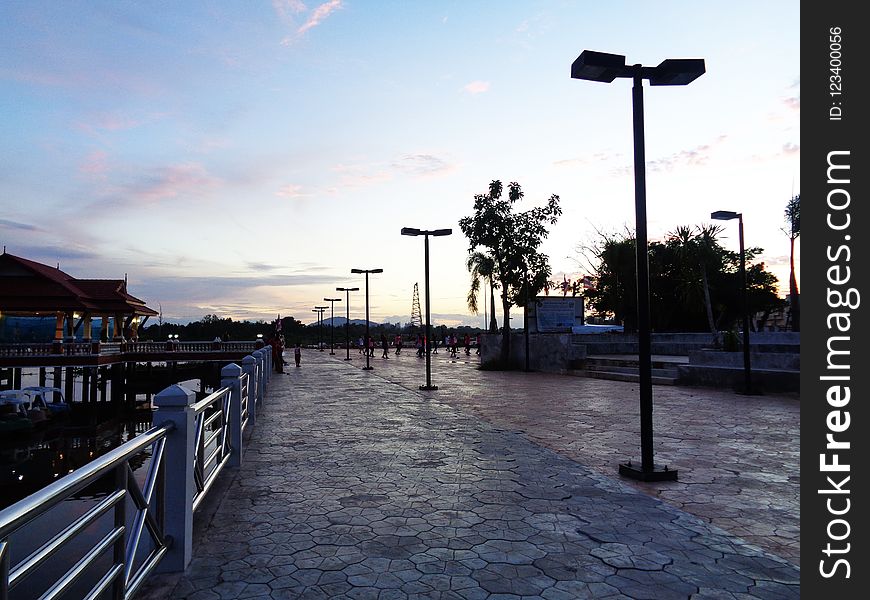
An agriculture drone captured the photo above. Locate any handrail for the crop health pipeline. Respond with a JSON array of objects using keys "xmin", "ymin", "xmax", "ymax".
[
  {"xmin": 0, "ymin": 423, "xmax": 173, "ymax": 600},
  {"xmin": 0, "ymin": 424, "xmax": 173, "ymax": 539}
]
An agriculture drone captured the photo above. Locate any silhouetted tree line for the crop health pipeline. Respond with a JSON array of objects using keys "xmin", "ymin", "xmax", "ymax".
[
  {"xmin": 140, "ymin": 314, "xmax": 486, "ymax": 346},
  {"xmin": 582, "ymin": 225, "xmax": 785, "ymax": 333}
]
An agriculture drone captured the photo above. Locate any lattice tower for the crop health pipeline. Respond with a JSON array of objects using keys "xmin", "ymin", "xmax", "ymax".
[{"xmin": 410, "ymin": 283, "xmax": 423, "ymax": 328}]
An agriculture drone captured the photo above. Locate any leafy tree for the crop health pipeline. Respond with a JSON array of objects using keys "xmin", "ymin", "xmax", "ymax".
[
  {"xmin": 583, "ymin": 225, "xmax": 784, "ymax": 333},
  {"xmin": 783, "ymin": 194, "xmax": 800, "ymax": 331},
  {"xmin": 459, "ymin": 180, "xmax": 561, "ymax": 363}
]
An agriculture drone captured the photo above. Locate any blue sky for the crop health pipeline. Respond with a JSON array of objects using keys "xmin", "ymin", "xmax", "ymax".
[{"xmin": 1, "ymin": 1, "xmax": 799, "ymax": 326}]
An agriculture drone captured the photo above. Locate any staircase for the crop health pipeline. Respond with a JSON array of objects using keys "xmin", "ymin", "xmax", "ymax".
[{"xmin": 572, "ymin": 354, "xmax": 688, "ymax": 385}]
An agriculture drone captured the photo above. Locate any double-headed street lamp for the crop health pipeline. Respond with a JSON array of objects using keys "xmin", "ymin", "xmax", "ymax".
[
  {"xmin": 350, "ymin": 268, "xmax": 382, "ymax": 371},
  {"xmin": 313, "ymin": 306, "xmax": 327, "ymax": 351},
  {"xmin": 336, "ymin": 286, "xmax": 359, "ymax": 361},
  {"xmin": 323, "ymin": 297, "xmax": 342, "ymax": 355},
  {"xmin": 401, "ymin": 227, "xmax": 452, "ymax": 391},
  {"xmin": 712, "ymin": 210, "xmax": 752, "ymax": 395},
  {"xmin": 571, "ymin": 50, "xmax": 705, "ymax": 482}
]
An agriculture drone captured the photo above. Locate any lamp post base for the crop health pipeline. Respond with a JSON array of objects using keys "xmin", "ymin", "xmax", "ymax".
[
  {"xmin": 419, "ymin": 385, "xmax": 438, "ymax": 391},
  {"xmin": 329, "ymin": 351, "xmax": 336, "ymax": 355},
  {"xmin": 344, "ymin": 357, "xmax": 352, "ymax": 361},
  {"xmin": 618, "ymin": 461, "xmax": 678, "ymax": 482},
  {"xmin": 362, "ymin": 366, "xmax": 373, "ymax": 371}
]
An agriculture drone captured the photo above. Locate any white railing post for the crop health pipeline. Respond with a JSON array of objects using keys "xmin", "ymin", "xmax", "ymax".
[
  {"xmin": 152, "ymin": 384, "xmax": 196, "ymax": 573},
  {"xmin": 220, "ymin": 363, "xmax": 244, "ymax": 467},
  {"xmin": 252, "ymin": 349, "xmax": 265, "ymax": 404},
  {"xmin": 241, "ymin": 355, "xmax": 257, "ymax": 425}
]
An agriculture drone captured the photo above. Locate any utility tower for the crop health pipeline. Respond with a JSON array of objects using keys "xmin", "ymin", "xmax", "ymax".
[{"xmin": 410, "ymin": 283, "xmax": 422, "ymax": 329}]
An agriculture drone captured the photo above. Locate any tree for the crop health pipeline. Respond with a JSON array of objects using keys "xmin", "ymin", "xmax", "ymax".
[
  {"xmin": 583, "ymin": 224, "xmax": 783, "ymax": 333},
  {"xmin": 783, "ymin": 194, "xmax": 800, "ymax": 331},
  {"xmin": 466, "ymin": 251, "xmax": 498, "ymax": 333},
  {"xmin": 459, "ymin": 180, "xmax": 561, "ymax": 364}
]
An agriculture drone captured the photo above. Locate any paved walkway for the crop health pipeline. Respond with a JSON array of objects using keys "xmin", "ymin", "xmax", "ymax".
[{"xmin": 141, "ymin": 350, "xmax": 799, "ymax": 599}]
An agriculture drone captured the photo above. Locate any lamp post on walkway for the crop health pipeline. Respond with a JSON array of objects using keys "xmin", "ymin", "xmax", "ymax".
[
  {"xmin": 571, "ymin": 50, "xmax": 705, "ymax": 482},
  {"xmin": 313, "ymin": 306, "xmax": 327, "ymax": 352},
  {"xmin": 351, "ymin": 268, "xmax": 382, "ymax": 370},
  {"xmin": 323, "ymin": 297, "xmax": 342, "ymax": 355},
  {"xmin": 712, "ymin": 210, "xmax": 752, "ymax": 394},
  {"xmin": 336, "ymin": 286, "xmax": 359, "ymax": 361},
  {"xmin": 401, "ymin": 227, "xmax": 452, "ymax": 391}
]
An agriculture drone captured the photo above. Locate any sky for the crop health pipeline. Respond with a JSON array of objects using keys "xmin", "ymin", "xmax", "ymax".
[{"xmin": 0, "ymin": 1, "xmax": 800, "ymax": 327}]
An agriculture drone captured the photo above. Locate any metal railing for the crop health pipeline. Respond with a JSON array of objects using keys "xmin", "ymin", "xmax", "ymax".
[
  {"xmin": 0, "ymin": 423, "xmax": 173, "ymax": 600},
  {"xmin": 191, "ymin": 388, "xmax": 232, "ymax": 512},
  {"xmin": 0, "ymin": 353, "xmax": 270, "ymax": 600},
  {"xmin": 0, "ymin": 340, "xmax": 260, "ymax": 359}
]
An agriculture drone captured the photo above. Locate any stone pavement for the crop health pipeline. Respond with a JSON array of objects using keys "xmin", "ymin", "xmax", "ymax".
[
  {"xmin": 348, "ymin": 348, "xmax": 800, "ymax": 566},
  {"xmin": 140, "ymin": 350, "xmax": 799, "ymax": 599}
]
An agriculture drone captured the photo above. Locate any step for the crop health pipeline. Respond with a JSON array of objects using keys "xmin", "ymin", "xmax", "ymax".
[
  {"xmin": 585, "ymin": 365, "xmax": 678, "ymax": 378},
  {"xmin": 573, "ymin": 369, "xmax": 677, "ymax": 386}
]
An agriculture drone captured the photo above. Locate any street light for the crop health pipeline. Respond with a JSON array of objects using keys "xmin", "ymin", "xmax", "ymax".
[
  {"xmin": 313, "ymin": 306, "xmax": 327, "ymax": 351},
  {"xmin": 336, "ymin": 286, "xmax": 359, "ymax": 361},
  {"xmin": 572, "ymin": 50, "xmax": 705, "ymax": 482},
  {"xmin": 401, "ymin": 227, "xmax": 452, "ymax": 391},
  {"xmin": 323, "ymin": 297, "xmax": 342, "ymax": 355},
  {"xmin": 712, "ymin": 210, "xmax": 752, "ymax": 394},
  {"xmin": 350, "ymin": 268, "xmax": 383, "ymax": 370}
]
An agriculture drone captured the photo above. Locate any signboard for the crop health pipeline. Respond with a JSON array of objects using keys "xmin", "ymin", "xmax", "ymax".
[{"xmin": 533, "ymin": 297, "xmax": 584, "ymax": 332}]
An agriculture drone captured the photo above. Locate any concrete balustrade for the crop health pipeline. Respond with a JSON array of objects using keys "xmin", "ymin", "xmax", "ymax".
[
  {"xmin": 152, "ymin": 384, "xmax": 197, "ymax": 573},
  {"xmin": 221, "ymin": 363, "xmax": 245, "ymax": 468},
  {"xmin": 151, "ymin": 353, "xmax": 269, "ymax": 572}
]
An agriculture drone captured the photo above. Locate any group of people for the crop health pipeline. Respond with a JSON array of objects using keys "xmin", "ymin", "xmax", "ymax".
[
  {"xmin": 356, "ymin": 333, "xmax": 480, "ymax": 358},
  {"xmin": 267, "ymin": 334, "xmax": 302, "ymax": 371}
]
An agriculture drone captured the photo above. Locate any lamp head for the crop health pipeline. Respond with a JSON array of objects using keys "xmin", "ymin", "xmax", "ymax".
[
  {"xmin": 571, "ymin": 50, "xmax": 627, "ymax": 83},
  {"xmin": 711, "ymin": 210, "xmax": 740, "ymax": 221},
  {"xmin": 401, "ymin": 227, "xmax": 421, "ymax": 236},
  {"xmin": 431, "ymin": 228, "xmax": 452, "ymax": 237},
  {"xmin": 649, "ymin": 58, "xmax": 706, "ymax": 86}
]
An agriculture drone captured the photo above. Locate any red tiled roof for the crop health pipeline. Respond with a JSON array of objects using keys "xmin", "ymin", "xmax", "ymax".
[{"xmin": 0, "ymin": 252, "xmax": 158, "ymax": 316}]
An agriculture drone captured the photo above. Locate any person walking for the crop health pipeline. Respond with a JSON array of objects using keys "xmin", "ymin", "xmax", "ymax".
[
  {"xmin": 294, "ymin": 343, "xmax": 302, "ymax": 367},
  {"xmin": 367, "ymin": 336, "xmax": 375, "ymax": 357},
  {"xmin": 432, "ymin": 336, "xmax": 438, "ymax": 354},
  {"xmin": 450, "ymin": 334, "xmax": 458, "ymax": 357},
  {"xmin": 395, "ymin": 334, "xmax": 403, "ymax": 355},
  {"xmin": 381, "ymin": 333, "xmax": 390, "ymax": 359},
  {"xmin": 358, "ymin": 336, "xmax": 364, "ymax": 354},
  {"xmin": 475, "ymin": 333, "xmax": 481, "ymax": 355},
  {"xmin": 415, "ymin": 334, "xmax": 423, "ymax": 358},
  {"xmin": 464, "ymin": 333, "xmax": 471, "ymax": 356}
]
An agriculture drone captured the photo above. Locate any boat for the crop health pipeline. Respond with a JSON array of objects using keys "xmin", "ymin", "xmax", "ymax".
[{"xmin": 21, "ymin": 386, "xmax": 72, "ymax": 415}]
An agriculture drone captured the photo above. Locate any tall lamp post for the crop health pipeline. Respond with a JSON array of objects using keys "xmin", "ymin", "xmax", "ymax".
[
  {"xmin": 313, "ymin": 306, "xmax": 327, "ymax": 351},
  {"xmin": 711, "ymin": 210, "xmax": 752, "ymax": 394},
  {"xmin": 324, "ymin": 297, "xmax": 342, "ymax": 355},
  {"xmin": 351, "ymin": 268, "xmax": 382, "ymax": 370},
  {"xmin": 571, "ymin": 50, "xmax": 705, "ymax": 482},
  {"xmin": 401, "ymin": 227, "xmax": 452, "ymax": 391},
  {"xmin": 336, "ymin": 286, "xmax": 359, "ymax": 361}
]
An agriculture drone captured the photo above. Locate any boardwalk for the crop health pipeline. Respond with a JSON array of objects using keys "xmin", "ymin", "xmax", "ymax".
[{"xmin": 141, "ymin": 350, "xmax": 799, "ymax": 599}]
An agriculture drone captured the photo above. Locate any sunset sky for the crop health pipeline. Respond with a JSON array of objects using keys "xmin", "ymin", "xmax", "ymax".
[{"xmin": 1, "ymin": 1, "xmax": 799, "ymax": 326}]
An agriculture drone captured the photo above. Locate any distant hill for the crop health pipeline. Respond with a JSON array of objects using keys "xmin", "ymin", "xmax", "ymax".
[{"xmin": 307, "ymin": 317, "xmax": 377, "ymax": 327}]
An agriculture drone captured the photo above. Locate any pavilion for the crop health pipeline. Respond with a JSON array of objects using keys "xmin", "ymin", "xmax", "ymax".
[{"xmin": 0, "ymin": 251, "xmax": 158, "ymax": 343}]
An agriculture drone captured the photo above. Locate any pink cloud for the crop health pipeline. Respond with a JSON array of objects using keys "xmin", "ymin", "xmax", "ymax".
[
  {"xmin": 463, "ymin": 81, "xmax": 490, "ymax": 95},
  {"xmin": 276, "ymin": 184, "xmax": 307, "ymax": 198},
  {"xmin": 298, "ymin": 0, "xmax": 343, "ymax": 34},
  {"xmin": 80, "ymin": 150, "xmax": 110, "ymax": 180}
]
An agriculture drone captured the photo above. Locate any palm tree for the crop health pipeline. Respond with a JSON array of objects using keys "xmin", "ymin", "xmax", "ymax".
[
  {"xmin": 784, "ymin": 194, "xmax": 800, "ymax": 331},
  {"xmin": 466, "ymin": 251, "xmax": 498, "ymax": 332},
  {"xmin": 667, "ymin": 224, "xmax": 722, "ymax": 335}
]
